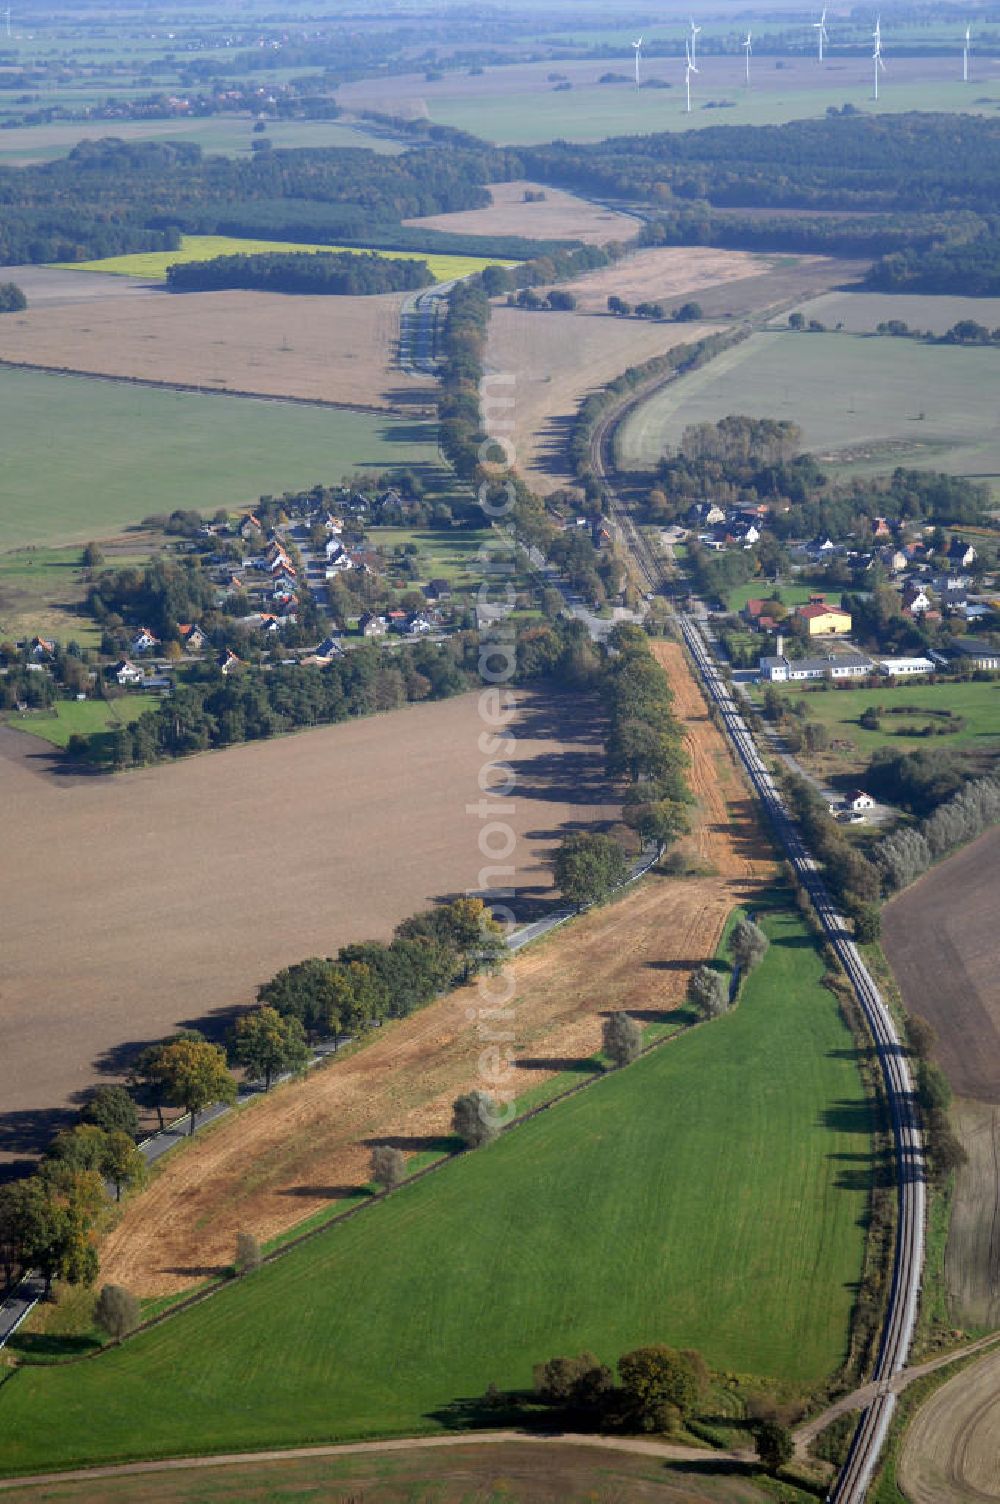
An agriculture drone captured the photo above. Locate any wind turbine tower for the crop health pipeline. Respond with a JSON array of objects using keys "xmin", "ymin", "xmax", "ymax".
[
  {"xmin": 813, "ymin": 7, "xmax": 828, "ymax": 62},
  {"xmin": 632, "ymin": 35, "xmax": 643, "ymax": 89},
  {"xmin": 963, "ymin": 23, "xmax": 971, "ymax": 82},
  {"xmin": 684, "ymin": 39, "xmax": 698, "ymax": 113},
  {"xmin": 3, "ymin": 8, "xmax": 10, "ymax": 39},
  {"xmin": 688, "ymin": 17, "xmax": 701, "ymax": 68},
  {"xmin": 743, "ymin": 30, "xmax": 752, "ymax": 85},
  {"xmin": 872, "ymin": 16, "xmax": 885, "ymax": 101}
]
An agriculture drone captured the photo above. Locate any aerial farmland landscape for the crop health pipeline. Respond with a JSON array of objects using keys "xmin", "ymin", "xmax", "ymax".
[{"xmin": 0, "ymin": 1, "xmax": 998, "ymax": 1502}]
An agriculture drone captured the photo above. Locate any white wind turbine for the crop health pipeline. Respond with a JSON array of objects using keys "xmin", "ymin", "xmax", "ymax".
[
  {"xmin": 684, "ymin": 37, "xmax": 698, "ymax": 113},
  {"xmin": 872, "ymin": 15, "xmax": 885, "ymax": 101},
  {"xmin": 962, "ymin": 23, "xmax": 971, "ymax": 82},
  {"xmin": 743, "ymin": 30, "xmax": 752, "ymax": 85},
  {"xmin": 633, "ymin": 35, "xmax": 643, "ymax": 89},
  {"xmin": 688, "ymin": 17, "xmax": 701, "ymax": 68},
  {"xmin": 813, "ymin": 7, "xmax": 828, "ymax": 62}
]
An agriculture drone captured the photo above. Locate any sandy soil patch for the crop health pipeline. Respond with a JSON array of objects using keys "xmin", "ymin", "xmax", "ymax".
[
  {"xmin": 404, "ymin": 180, "xmax": 638, "ymax": 246},
  {"xmin": 0, "ymin": 289, "xmax": 434, "ymax": 410},
  {"xmin": 882, "ymin": 827, "xmax": 1000, "ymax": 1103},
  {"xmin": 97, "ymin": 640, "xmax": 773, "ymax": 1297},
  {"xmin": 0, "ymin": 689, "xmax": 617, "ymax": 1164},
  {"xmin": 899, "ymin": 1344, "xmax": 1000, "ymax": 1504},
  {"xmin": 485, "ymin": 306, "xmax": 720, "ymax": 492},
  {"xmin": 548, "ymin": 246, "xmax": 774, "ymax": 314}
]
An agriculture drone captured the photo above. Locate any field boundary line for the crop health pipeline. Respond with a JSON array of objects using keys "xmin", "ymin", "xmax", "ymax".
[
  {"xmin": 0, "ymin": 359, "xmax": 421, "ymax": 417},
  {"xmin": 0, "ymin": 1427, "xmax": 750, "ymax": 1491}
]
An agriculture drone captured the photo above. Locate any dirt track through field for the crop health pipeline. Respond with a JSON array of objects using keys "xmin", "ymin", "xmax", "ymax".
[
  {"xmin": 899, "ymin": 1345, "xmax": 1000, "ymax": 1503},
  {"xmin": 97, "ymin": 641, "xmax": 773, "ymax": 1297},
  {"xmin": 0, "ymin": 690, "xmax": 616, "ymax": 1166}
]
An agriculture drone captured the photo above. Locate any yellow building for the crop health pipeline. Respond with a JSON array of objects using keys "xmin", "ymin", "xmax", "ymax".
[{"xmin": 798, "ymin": 602, "xmax": 852, "ymax": 636}]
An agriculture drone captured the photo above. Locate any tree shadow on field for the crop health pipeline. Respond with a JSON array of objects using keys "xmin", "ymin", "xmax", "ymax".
[
  {"xmin": 644, "ymin": 957, "xmax": 702, "ymax": 973},
  {"xmin": 426, "ymin": 1391, "xmax": 542, "ymax": 1433},
  {"xmin": 363, "ymin": 1133, "xmax": 459, "ymax": 1156},
  {"xmin": 278, "ymin": 1185, "xmax": 369, "ymax": 1202},
  {"xmin": 515, "ymin": 1055, "xmax": 598, "ymax": 1075},
  {"xmin": 0, "ymin": 1107, "xmax": 76, "ymax": 1171},
  {"xmin": 819, "ymin": 1100, "xmax": 875, "ymax": 1135},
  {"xmin": 162, "ymin": 1263, "xmax": 228, "ymax": 1280},
  {"xmin": 828, "ymin": 1149, "xmax": 896, "ymax": 1193}
]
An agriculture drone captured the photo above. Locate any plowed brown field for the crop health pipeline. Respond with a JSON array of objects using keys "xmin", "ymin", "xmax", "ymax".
[
  {"xmin": 0, "ymin": 289, "xmax": 433, "ymax": 410},
  {"xmin": 0, "ymin": 689, "xmax": 616, "ymax": 1163},
  {"xmin": 98, "ymin": 639, "xmax": 774, "ymax": 1297},
  {"xmin": 899, "ymin": 1345, "xmax": 1000, "ymax": 1504}
]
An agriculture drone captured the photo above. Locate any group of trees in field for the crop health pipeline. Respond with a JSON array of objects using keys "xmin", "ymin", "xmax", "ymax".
[
  {"xmin": 259, "ymin": 898, "xmax": 505, "ymax": 1044},
  {"xmin": 166, "ymin": 249, "xmax": 434, "ymax": 296},
  {"xmin": 873, "ymin": 773, "xmax": 1000, "ymax": 895},
  {"xmin": 105, "ymin": 637, "xmax": 478, "ymax": 769},
  {"xmin": 688, "ymin": 916, "xmax": 768, "ymax": 1020},
  {"xmin": 521, "ymin": 1341, "xmax": 793, "ymax": 1469},
  {"xmin": 607, "ymin": 295, "xmax": 702, "ymax": 322},
  {"xmin": 906, "ymin": 1015, "xmax": 967, "ymax": 1181},
  {"xmin": 605, "ymin": 623, "xmax": 692, "ymax": 852},
  {"xmin": 0, "ymin": 1084, "xmax": 148, "ymax": 1298}
]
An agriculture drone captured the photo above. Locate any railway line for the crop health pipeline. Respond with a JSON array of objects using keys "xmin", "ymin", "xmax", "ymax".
[{"xmin": 592, "ymin": 405, "xmax": 926, "ymax": 1500}]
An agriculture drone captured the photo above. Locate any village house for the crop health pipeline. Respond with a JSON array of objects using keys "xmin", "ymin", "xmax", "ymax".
[
  {"xmin": 131, "ymin": 626, "xmax": 159, "ymax": 654},
  {"xmin": 848, "ymin": 791, "xmax": 876, "ymax": 812},
  {"xmin": 28, "ymin": 637, "xmax": 56, "ymax": 662},
  {"xmin": 742, "ymin": 599, "xmax": 782, "ymax": 632},
  {"xmin": 901, "ymin": 583, "xmax": 933, "ymax": 616},
  {"xmin": 359, "ymin": 611, "xmax": 388, "ymax": 639},
  {"xmin": 950, "ymin": 638, "xmax": 1000, "ymax": 671},
  {"xmin": 111, "ymin": 657, "xmax": 144, "ymax": 686},
  {"xmin": 177, "ymin": 623, "xmax": 207, "ymax": 652},
  {"xmin": 218, "ymin": 649, "xmax": 241, "ymax": 677},
  {"xmin": 949, "ymin": 538, "xmax": 976, "ymax": 569}
]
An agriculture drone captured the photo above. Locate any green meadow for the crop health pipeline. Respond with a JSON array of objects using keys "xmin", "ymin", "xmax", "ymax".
[
  {"xmin": 618, "ymin": 331, "xmax": 1000, "ymax": 496},
  {"xmin": 0, "ymin": 904, "xmax": 872, "ymax": 1474},
  {"xmin": 757, "ymin": 678, "xmax": 1000, "ymax": 754},
  {"xmin": 0, "ymin": 369, "xmax": 440, "ymax": 551}
]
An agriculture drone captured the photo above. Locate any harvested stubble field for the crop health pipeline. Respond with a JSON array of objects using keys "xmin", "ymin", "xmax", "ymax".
[
  {"xmin": 898, "ymin": 1345, "xmax": 1000, "ymax": 1504},
  {"xmin": 547, "ymin": 246, "xmax": 773, "ymax": 315},
  {"xmin": 0, "ymin": 1440, "xmax": 775, "ymax": 1504},
  {"xmin": 0, "ymin": 689, "xmax": 619, "ymax": 1166},
  {"xmin": 96, "ymin": 639, "xmax": 774, "ymax": 1298},
  {"xmin": 404, "ymin": 179, "xmax": 639, "ymax": 246},
  {"xmin": 0, "ymin": 287, "xmax": 434, "ymax": 410},
  {"xmin": 485, "ymin": 306, "xmax": 720, "ymax": 493}
]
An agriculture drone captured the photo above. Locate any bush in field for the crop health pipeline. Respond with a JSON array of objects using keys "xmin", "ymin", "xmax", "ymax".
[
  {"xmin": 94, "ymin": 1284, "xmax": 140, "ymax": 1342},
  {"xmin": 602, "ymin": 1012, "xmax": 643, "ymax": 1067},
  {"xmin": 452, "ymin": 1090, "xmax": 501, "ymax": 1149},
  {"xmin": 370, "ymin": 1144, "xmax": 407, "ymax": 1190},
  {"xmin": 688, "ymin": 965, "xmax": 728, "ymax": 1019},
  {"xmin": 728, "ymin": 918, "xmax": 769, "ymax": 974}
]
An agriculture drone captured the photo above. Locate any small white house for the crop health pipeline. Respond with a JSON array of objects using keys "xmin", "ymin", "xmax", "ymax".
[
  {"xmin": 848, "ymin": 791, "xmax": 876, "ymax": 812},
  {"xmin": 131, "ymin": 627, "xmax": 159, "ymax": 654},
  {"xmin": 113, "ymin": 658, "xmax": 144, "ymax": 686}
]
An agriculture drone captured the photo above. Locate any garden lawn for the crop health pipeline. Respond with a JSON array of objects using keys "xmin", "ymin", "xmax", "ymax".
[
  {"xmin": 0, "ymin": 369, "xmax": 440, "ymax": 551},
  {"xmin": 369, "ymin": 526, "xmax": 513, "ymax": 589},
  {"xmin": 5, "ymin": 697, "xmax": 149, "ymax": 749},
  {"xmin": 723, "ymin": 580, "xmax": 820, "ymax": 613},
  {"xmin": 0, "ymin": 905, "xmax": 872, "ymax": 1475},
  {"xmin": 761, "ymin": 679, "xmax": 1000, "ymax": 754},
  {"xmin": 54, "ymin": 234, "xmax": 509, "ymax": 285}
]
